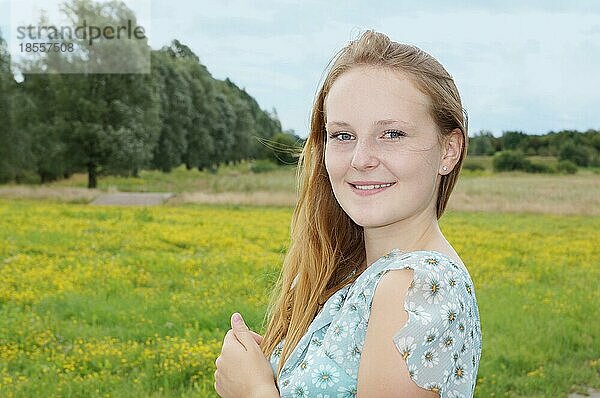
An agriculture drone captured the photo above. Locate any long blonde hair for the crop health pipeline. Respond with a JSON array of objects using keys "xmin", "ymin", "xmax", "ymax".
[{"xmin": 259, "ymin": 29, "xmax": 469, "ymax": 381}]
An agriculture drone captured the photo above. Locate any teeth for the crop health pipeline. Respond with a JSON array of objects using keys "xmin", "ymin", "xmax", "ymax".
[{"xmin": 353, "ymin": 183, "xmax": 394, "ymax": 190}]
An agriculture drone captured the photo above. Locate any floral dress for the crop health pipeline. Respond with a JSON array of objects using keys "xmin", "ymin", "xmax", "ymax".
[{"xmin": 269, "ymin": 249, "xmax": 482, "ymax": 398}]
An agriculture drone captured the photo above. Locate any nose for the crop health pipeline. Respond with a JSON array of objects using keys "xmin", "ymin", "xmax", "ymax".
[{"xmin": 350, "ymin": 139, "xmax": 379, "ymax": 171}]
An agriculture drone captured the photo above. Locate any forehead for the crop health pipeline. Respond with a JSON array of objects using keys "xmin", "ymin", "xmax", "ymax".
[{"xmin": 324, "ymin": 66, "xmax": 432, "ymax": 126}]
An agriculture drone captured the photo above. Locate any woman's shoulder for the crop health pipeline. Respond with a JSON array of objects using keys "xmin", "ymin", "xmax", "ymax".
[
  {"xmin": 356, "ymin": 248, "xmax": 480, "ymax": 329},
  {"xmin": 363, "ymin": 248, "xmax": 470, "ymax": 282}
]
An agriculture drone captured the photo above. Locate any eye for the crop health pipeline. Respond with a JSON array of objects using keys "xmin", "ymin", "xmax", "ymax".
[
  {"xmin": 382, "ymin": 129, "xmax": 406, "ymax": 139},
  {"xmin": 328, "ymin": 132, "xmax": 353, "ymax": 141}
]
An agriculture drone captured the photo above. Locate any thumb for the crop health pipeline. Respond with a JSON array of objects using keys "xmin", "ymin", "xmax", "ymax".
[
  {"xmin": 231, "ymin": 313, "xmax": 253, "ymax": 349},
  {"xmin": 250, "ymin": 330, "xmax": 263, "ymax": 345}
]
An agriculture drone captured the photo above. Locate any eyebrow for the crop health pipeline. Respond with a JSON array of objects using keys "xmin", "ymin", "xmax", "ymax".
[{"xmin": 325, "ymin": 119, "xmax": 414, "ymax": 129}]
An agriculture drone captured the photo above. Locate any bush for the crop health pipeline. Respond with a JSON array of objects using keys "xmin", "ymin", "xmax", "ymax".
[
  {"xmin": 492, "ymin": 150, "xmax": 529, "ymax": 172},
  {"xmin": 492, "ymin": 150, "xmax": 558, "ymax": 174},
  {"xmin": 249, "ymin": 159, "xmax": 278, "ymax": 173},
  {"xmin": 558, "ymin": 142, "xmax": 591, "ymax": 167},
  {"xmin": 463, "ymin": 160, "xmax": 485, "ymax": 171},
  {"xmin": 523, "ymin": 162, "xmax": 553, "ymax": 173},
  {"xmin": 556, "ymin": 160, "xmax": 578, "ymax": 174}
]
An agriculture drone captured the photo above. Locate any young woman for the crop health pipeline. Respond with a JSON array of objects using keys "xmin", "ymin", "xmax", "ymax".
[{"xmin": 214, "ymin": 29, "xmax": 482, "ymax": 398}]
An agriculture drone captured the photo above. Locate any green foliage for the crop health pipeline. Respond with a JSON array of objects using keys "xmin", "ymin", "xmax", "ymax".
[
  {"xmin": 13, "ymin": 1, "xmax": 161, "ymax": 187},
  {"xmin": 493, "ymin": 150, "xmax": 559, "ymax": 174},
  {"xmin": 150, "ymin": 48, "xmax": 194, "ymax": 172},
  {"xmin": 463, "ymin": 159, "xmax": 486, "ymax": 171},
  {"xmin": 501, "ymin": 131, "xmax": 528, "ymax": 151},
  {"xmin": 249, "ymin": 159, "xmax": 278, "ymax": 173},
  {"xmin": 264, "ymin": 131, "xmax": 303, "ymax": 165},
  {"xmin": 0, "ymin": 30, "xmax": 23, "ymax": 183},
  {"xmin": 558, "ymin": 142, "xmax": 592, "ymax": 167},
  {"xmin": 470, "ymin": 130, "xmax": 497, "ymax": 155},
  {"xmin": 556, "ymin": 160, "xmax": 578, "ymax": 174},
  {"xmin": 493, "ymin": 150, "xmax": 530, "ymax": 172},
  {"xmin": 470, "ymin": 130, "xmax": 600, "ymax": 166},
  {"xmin": 523, "ymin": 161, "xmax": 553, "ymax": 174},
  {"xmin": 1, "ymin": 2, "xmax": 285, "ymax": 187}
]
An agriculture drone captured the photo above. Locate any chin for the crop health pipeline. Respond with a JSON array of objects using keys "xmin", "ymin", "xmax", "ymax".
[{"xmin": 344, "ymin": 207, "xmax": 389, "ymax": 228}]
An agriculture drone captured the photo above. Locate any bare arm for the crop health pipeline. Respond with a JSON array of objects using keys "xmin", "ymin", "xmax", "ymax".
[{"xmin": 356, "ymin": 268, "xmax": 440, "ymax": 397}]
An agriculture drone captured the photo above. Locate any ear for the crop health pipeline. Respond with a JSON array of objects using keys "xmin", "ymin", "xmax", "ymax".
[{"xmin": 439, "ymin": 128, "xmax": 463, "ymax": 175}]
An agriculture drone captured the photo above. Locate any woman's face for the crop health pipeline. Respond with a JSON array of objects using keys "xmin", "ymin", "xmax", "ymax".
[{"xmin": 324, "ymin": 65, "xmax": 444, "ymax": 227}]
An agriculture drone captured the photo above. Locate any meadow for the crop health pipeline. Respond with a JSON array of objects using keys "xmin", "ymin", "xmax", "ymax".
[
  {"xmin": 0, "ymin": 164, "xmax": 599, "ymax": 397},
  {"xmin": 1, "ymin": 158, "xmax": 599, "ymax": 215}
]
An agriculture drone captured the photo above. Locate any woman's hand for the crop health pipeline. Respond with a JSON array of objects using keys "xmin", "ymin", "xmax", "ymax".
[{"xmin": 214, "ymin": 313, "xmax": 279, "ymax": 398}]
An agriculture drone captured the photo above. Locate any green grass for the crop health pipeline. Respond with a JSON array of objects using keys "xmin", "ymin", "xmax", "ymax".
[
  {"xmin": 46, "ymin": 161, "xmax": 298, "ymax": 193},
  {"xmin": 0, "ymin": 199, "xmax": 598, "ymax": 397}
]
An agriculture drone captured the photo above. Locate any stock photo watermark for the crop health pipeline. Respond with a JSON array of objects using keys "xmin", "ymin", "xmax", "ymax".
[{"xmin": 8, "ymin": 0, "xmax": 151, "ymax": 74}]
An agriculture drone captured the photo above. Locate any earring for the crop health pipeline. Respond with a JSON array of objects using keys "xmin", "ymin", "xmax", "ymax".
[{"xmin": 442, "ymin": 166, "xmax": 448, "ymax": 171}]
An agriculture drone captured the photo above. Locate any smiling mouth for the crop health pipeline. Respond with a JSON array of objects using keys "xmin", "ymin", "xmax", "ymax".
[{"xmin": 348, "ymin": 182, "xmax": 396, "ymax": 191}]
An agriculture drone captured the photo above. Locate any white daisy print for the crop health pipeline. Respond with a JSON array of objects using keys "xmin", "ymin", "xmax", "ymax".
[
  {"xmin": 311, "ymin": 363, "xmax": 339, "ymax": 389},
  {"xmin": 329, "ymin": 294, "xmax": 345, "ymax": 314},
  {"xmin": 356, "ymin": 290, "xmax": 367, "ymax": 303},
  {"xmin": 422, "ymin": 274, "xmax": 445, "ymax": 304},
  {"xmin": 345, "ymin": 344, "xmax": 361, "ymax": 362},
  {"xmin": 443, "ymin": 269, "xmax": 458, "ymax": 288},
  {"xmin": 273, "ymin": 343, "xmax": 283, "ymax": 358},
  {"xmin": 447, "ymin": 389, "xmax": 467, "ymax": 398},
  {"xmin": 290, "ymin": 380, "xmax": 309, "ymax": 397},
  {"xmin": 422, "ymin": 381, "xmax": 442, "ymax": 394},
  {"xmin": 337, "ymin": 384, "xmax": 357, "ymax": 398},
  {"xmin": 421, "ymin": 349, "xmax": 440, "ymax": 368},
  {"xmin": 361, "ymin": 286, "xmax": 373, "ymax": 299},
  {"xmin": 451, "ymin": 360, "xmax": 468, "ymax": 385},
  {"xmin": 298, "ymin": 359, "xmax": 309, "ymax": 373},
  {"xmin": 440, "ymin": 302, "xmax": 460, "ymax": 326},
  {"xmin": 406, "ymin": 301, "xmax": 432, "ymax": 325},
  {"xmin": 394, "ymin": 335, "xmax": 417, "ymax": 360},
  {"xmin": 422, "ymin": 256, "xmax": 441, "ymax": 270},
  {"xmin": 457, "ymin": 321, "xmax": 467, "ymax": 337},
  {"xmin": 315, "ymin": 345, "xmax": 327, "ymax": 359},
  {"xmin": 439, "ymin": 328, "xmax": 455, "ymax": 352},
  {"xmin": 322, "ymin": 341, "xmax": 344, "ymax": 364},
  {"xmin": 407, "ymin": 363, "xmax": 419, "ymax": 380},
  {"xmin": 460, "ymin": 338, "xmax": 470, "ymax": 355},
  {"xmin": 423, "ymin": 327, "xmax": 439, "ymax": 345},
  {"xmin": 329, "ymin": 320, "xmax": 349, "ymax": 342}
]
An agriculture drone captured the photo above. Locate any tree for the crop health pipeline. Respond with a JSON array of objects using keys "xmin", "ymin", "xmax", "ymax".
[
  {"xmin": 558, "ymin": 142, "xmax": 591, "ymax": 167},
  {"xmin": 470, "ymin": 130, "xmax": 495, "ymax": 156},
  {"xmin": 492, "ymin": 150, "xmax": 529, "ymax": 172},
  {"xmin": 18, "ymin": 0, "xmax": 160, "ymax": 188},
  {"xmin": 150, "ymin": 49, "xmax": 192, "ymax": 172},
  {"xmin": 0, "ymin": 30, "xmax": 17, "ymax": 182},
  {"xmin": 501, "ymin": 131, "xmax": 528, "ymax": 151}
]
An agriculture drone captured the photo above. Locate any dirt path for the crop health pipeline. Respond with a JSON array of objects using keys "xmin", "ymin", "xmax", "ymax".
[
  {"xmin": 90, "ymin": 192, "xmax": 174, "ymax": 206},
  {"xmin": 569, "ymin": 388, "xmax": 600, "ymax": 398}
]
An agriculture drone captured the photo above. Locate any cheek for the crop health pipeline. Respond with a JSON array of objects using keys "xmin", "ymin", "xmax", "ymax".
[{"xmin": 324, "ymin": 147, "xmax": 345, "ymax": 177}]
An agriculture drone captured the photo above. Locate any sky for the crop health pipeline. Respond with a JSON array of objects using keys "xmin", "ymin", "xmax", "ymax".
[{"xmin": 2, "ymin": 0, "xmax": 600, "ymax": 138}]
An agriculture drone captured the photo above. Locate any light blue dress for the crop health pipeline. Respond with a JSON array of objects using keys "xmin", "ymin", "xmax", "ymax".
[{"xmin": 269, "ymin": 249, "xmax": 482, "ymax": 398}]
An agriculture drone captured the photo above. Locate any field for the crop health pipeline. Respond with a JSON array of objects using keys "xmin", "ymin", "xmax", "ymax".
[
  {"xmin": 1, "ymin": 165, "xmax": 599, "ymax": 397},
  {"xmin": 1, "ymin": 159, "xmax": 599, "ymax": 215}
]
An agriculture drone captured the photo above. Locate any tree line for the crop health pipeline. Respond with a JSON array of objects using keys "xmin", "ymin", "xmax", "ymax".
[
  {"xmin": 469, "ymin": 130, "xmax": 600, "ymax": 168},
  {"xmin": 0, "ymin": 0, "xmax": 301, "ymax": 188},
  {"xmin": 1, "ymin": 1, "xmax": 597, "ymax": 188}
]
